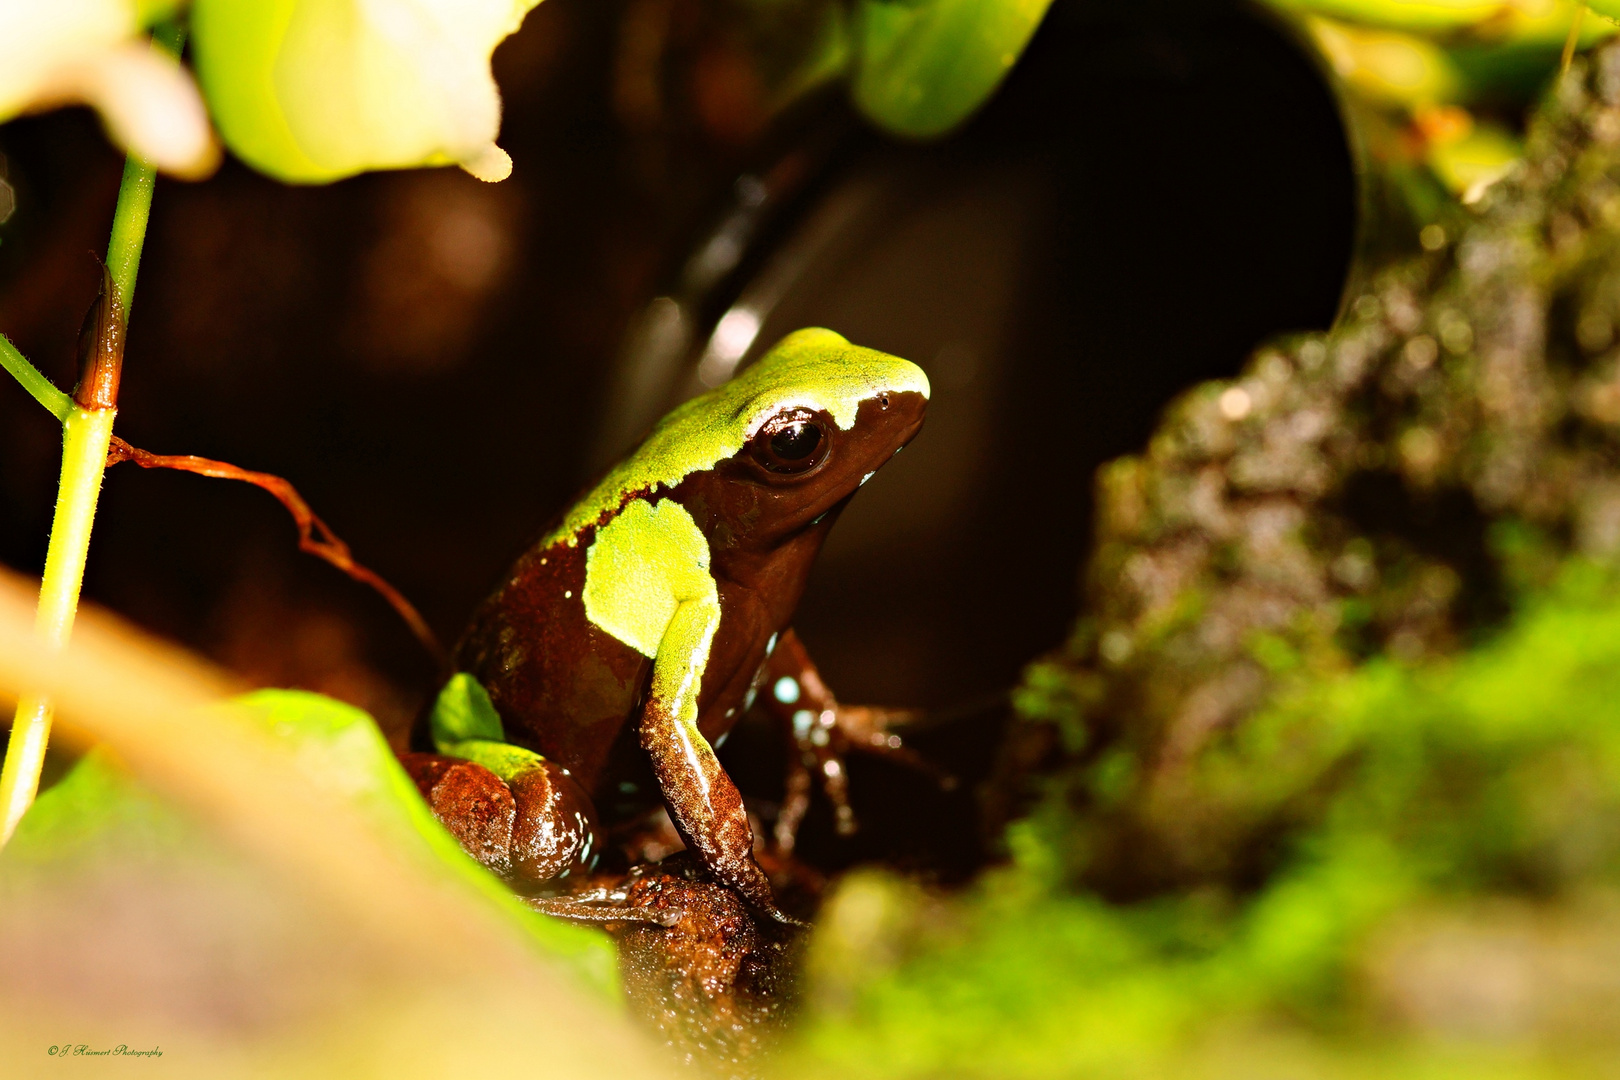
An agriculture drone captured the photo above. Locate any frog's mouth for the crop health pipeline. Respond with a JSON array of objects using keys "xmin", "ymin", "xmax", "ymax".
[{"xmin": 793, "ymin": 388, "xmax": 928, "ymax": 527}]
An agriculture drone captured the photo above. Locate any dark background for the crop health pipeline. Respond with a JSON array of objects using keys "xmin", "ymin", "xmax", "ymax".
[{"xmin": 0, "ymin": 0, "xmax": 1354, "ymax": 876}]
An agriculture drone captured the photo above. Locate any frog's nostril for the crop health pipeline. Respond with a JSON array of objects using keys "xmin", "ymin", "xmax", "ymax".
[{"xmin": 880, "ymin": 393, "xmax": 890, "ymax": 409}]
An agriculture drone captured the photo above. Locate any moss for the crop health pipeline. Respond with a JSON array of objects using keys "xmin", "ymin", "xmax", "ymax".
[
  {"xmin": 784, "ymin": 566, "xmax": 1620, "ymax": 1077},
  {"xmin": 780, "ymin": 37, "xmax": 1620, "ymax": 1080}
]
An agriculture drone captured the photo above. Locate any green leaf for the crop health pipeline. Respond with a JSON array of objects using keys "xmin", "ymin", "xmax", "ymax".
[
  {"xmin": 0, "ymin": 334, "xmax": 72, "ymax": 421},
  {"xmin": 190, "ymin": 0, "xmax": 539, "ymax": 183},
  {"xmin": 1261, "ymin": 0, "xmax": 1616, "ymax": 52},
  {"xmin": 4, "ymin": 691, "xmax": 616, "ymax": 993},
  {"xmin": 1589, "ymin": 0, "xmax": 1620, "ymax": 23},
  {"xmin": 0, "ymin": 746, "xmax": 192, "ymax": 871},
  {"xmin": 1262, "ymin": 0, "xmax": 1528, "ymax": 33},
  {"xmin": 851, "ymin": 0, "xmax": 1054, "ymax": 139},
  {"xmin": 136, "ymin": 0, "xmax": 187, "ymax": 25},
  {"xmin": 429, "ymin": 672, "xmax": 506, "ymax": 746},
  {"xmin": 232, "ymin": 690, "xmax": 616, "ymax": 988}
]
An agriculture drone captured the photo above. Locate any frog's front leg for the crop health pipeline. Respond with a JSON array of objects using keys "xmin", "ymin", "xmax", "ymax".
[
  {"xmin": 758, "ymin": 628, "xmax": 948, "ymax": 855},
  {"xmin": 641, "ymin": 596, "xmax": 798, "ymax": 925}
]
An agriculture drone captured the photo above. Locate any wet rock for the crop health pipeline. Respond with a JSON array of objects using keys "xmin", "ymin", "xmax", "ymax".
[{"xmin": 1011, "ymin": 42, "xmax": 1620, "ymax": 899}]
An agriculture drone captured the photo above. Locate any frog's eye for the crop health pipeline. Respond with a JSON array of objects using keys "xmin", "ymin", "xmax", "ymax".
[{"xmin": 751, "ymin": 410, "xmax": 828, "ymax": 474}]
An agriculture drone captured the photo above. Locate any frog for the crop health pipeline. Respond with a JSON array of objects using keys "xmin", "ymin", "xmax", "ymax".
[{"xmin": 400, "ymin": 327, "xmax": 930, "ymax": 924}]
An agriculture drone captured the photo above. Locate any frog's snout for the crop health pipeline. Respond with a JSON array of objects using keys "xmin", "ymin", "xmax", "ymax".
[
  {"xmin": 911, "ymin": 362, "xmax": 933, "ymax": 402},
  {"xmin": 879, "ymin": 386, "xmax": 929, "ymax": 448}
]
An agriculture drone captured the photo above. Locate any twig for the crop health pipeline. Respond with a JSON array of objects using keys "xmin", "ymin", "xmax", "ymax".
[
  {"xmin": 1563, "ymin": 3, "xmax": 1588, "ymax": 77},
  {"xmin": 0, "ymin": 333, "xmax": 71, "ymax": 420},
  {"xmin": 106, "ymin": 436, "xmax": 447, "ymax": 669}
]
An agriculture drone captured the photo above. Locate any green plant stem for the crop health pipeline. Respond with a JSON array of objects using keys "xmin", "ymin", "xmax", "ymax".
[
  {"xmin": 106, "ymin": 20, "xmax": 183, "ymax": 319},
  {"xmin": 105, "ymin": 155, "xmax": 156, "ymax": 315},
  {"xmin": 0, "ymin": 334, "xmax": 70, "ymax": 420},
  {"xmin": 0, "ymin": 23, "xmax": 183, "ymax": 846},
  {"xmin": 1563, "ymin": 5, "xmax": 1588, "ymax": 75},
  {"xmin": 0, "ymin": 408, "xmax": 117, "ymax": 842}
]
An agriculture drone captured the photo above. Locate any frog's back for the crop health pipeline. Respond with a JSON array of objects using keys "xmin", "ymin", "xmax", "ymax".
[{"xmin": 453, "ymin": 530, "xmax": 651, "ymax": 800}]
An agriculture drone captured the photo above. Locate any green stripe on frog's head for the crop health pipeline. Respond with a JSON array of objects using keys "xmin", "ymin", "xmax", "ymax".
[{"xmin": 548, "ymin": 328, "xmax": 930, "ymax": 546}]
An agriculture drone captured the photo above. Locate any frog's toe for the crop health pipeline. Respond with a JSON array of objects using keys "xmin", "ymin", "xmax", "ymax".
[
  {"xmin": 526, "ymin": 895, "xmax": 682, "ymax": 927},
  {"xmin": 761, "ymin": 903, "xmax": 810, "ymax": 928},
  {"xmin": 772, "ymin": 703, "xmax": 956, "ymax": 853},
  {"xmin": 773, "ymin": 727, "xmax": 859, "ymax": 852},
  {"xmin": 835, "ymin": 706, "xmax": 957, "ymax": 789},
  {"xmin": 772, "ymin": 756, "xmax": 813, "ymax": 855}
]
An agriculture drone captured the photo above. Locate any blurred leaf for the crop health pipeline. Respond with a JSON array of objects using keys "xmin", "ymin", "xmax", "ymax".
[
  {"xmin": 768, "ymin": 1, "xmax": 854, "ymax": 114},
  {"xmin": 233, "ymin": 689, "xmax": 619, "ymax": 987},
  {"xmin": 1265, "ymin": 0, "xmax": 1604, "ymax": 44},
  {"xmin": 1267, "ymin": 1, "xmax": 1617, "ymax": 112},
  {"xmin": 1266, "ymin": 0, "xmax": 1539, "ymax": 33},
  {"xmin": 1426, "ymin": 116, "xmax": 1520, "ymax": 196},
  {"xmin": 135, "ymin": 0, "xmax": 186, "ymax": 23},
  {"xmin": 6, "ymin": 688, "xmax": 617, "ymax": 993},
  {"xmin": 2, "ymin": 746, "xmax": 189, "ymax": 870},
  {"xmin": 851, "ymin": 0, "xmax": 1054, "ymax": 139},
  {"xmin": 1306, "ymin": 0, "xmax": 1510, "ymax": 30},
  {"xmin": 1308, "ymin": 16, "xmax": 1465, "ymax": 106},
  {"xmin": 0, "ymin": 572, "xmax": 655, "ymax": 1074},
  {"xmin": 190, "ymin": 0, "xmax": 540, "ymax": 184}
]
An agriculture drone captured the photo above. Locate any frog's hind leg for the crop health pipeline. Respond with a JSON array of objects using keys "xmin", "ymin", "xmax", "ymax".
[
  {"xmin": 416, "ymin": 673, "xmax": 602, "ymax": 888},
  {"xmin": 401, "ymin": 746, "xmax": 600, "ymax": 889},
  {"xmin": 639, "ymin": 598, "xmax": 803, "ymax": 926},
  {"xmin": 759, "ymin": 629, "xmax": 952, "ymax": 856}
]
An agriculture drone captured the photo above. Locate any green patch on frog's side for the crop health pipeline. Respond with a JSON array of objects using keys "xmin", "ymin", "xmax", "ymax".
[
  {"xmin": 544, "ymin": 328, "xmax": 929, "ymax": 548},
  {"xmin": 584, "ymin": 497, "xmax": 718, "ymax": 660},
  {"xmin": 547, "ymin": 328, "xmax": 926, "ymax": 710}
]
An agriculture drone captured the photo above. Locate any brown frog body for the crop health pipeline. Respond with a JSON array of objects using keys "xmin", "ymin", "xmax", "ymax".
[{"xmin": 406, "ymin": 328, "xmax": 929, "ymax": 922}]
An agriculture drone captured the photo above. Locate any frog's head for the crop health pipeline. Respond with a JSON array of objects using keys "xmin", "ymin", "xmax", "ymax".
[
  {"xmin": 550, "ymin": 329, "xmax": 928, "ymax": 555},
  {"xmin": 655, "ymin": 328, "xmax": 929, "ymax": 561}
]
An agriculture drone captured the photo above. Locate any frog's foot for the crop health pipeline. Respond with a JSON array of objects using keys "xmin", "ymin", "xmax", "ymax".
[
  {"xmin": 760, "ymin": 629, "xmax": 952, "ymax": 855},
  {"xmin": 525, "ymin": 889, "xmax": 684, "ymax": 928},
  {"xmin": 399, "ymin": 751, "xmax": 600, "ymax": 890},
  {"xmin": 526, "ymin": 859, "xmax": 809, "ymax": 930},
  {"xmin": 828, "ymin": 704, "xmax": 956, "ymax": 780},
  {"xmin": 536, "ymin": 863, "xmax": 804, "ymax": 1067},
  {"xmin": 773, "ymin": 703, "xmax": 954, "ymax": 855}
]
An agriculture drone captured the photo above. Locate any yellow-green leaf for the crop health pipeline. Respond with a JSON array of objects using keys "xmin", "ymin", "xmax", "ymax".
[
  {"xmin": 851, "ymin": 0, "xmax": 1054, "ymax": 140},
  {"xmin": 191, "ymin": 0, "xmax": 540, "ymax": 184}
]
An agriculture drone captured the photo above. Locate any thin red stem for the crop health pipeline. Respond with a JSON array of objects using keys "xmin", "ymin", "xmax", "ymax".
[{"xmin": 106, "ymin": 436, "xmax": 446, "ymax": 669}]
